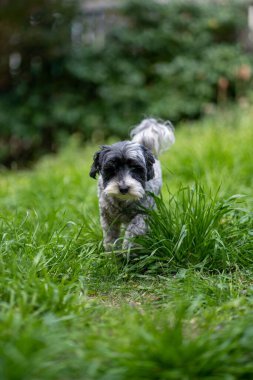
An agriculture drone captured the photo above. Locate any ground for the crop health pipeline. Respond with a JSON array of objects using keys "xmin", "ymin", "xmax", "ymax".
[{"xmin": 0, "ymin": 107, "xmax": 253, "ymax": 379}]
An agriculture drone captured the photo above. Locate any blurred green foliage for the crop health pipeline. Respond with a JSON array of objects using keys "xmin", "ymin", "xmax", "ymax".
[
  {"xmin": 0, "ymin": 0, "xmax": 252, "ymax": 166},
  {"xmin": 0, "ymin": 0, "xmax": 78, "ymax": 165}
]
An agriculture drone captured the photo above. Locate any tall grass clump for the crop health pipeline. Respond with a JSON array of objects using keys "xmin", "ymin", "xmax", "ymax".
[{"xmin": 135, "ymin": 184, "xmax": 252, "ymax": 272}]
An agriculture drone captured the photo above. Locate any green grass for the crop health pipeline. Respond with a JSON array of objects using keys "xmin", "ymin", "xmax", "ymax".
[
  {"xmin": 133, "ymin": 186, "xmax": 252, "ymax": 273},
  {"xmin": 0, "ymin": 107, "xmax": 253, "ymax": 379}
]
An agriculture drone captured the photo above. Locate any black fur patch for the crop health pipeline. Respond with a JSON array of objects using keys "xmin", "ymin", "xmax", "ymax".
[{"xmin": 141, "ymin": 146, "xmax": 155, "ymax": 181}]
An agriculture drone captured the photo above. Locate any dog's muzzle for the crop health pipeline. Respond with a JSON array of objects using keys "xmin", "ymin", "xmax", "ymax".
[
  {"xmin": 104, "ymin": 177, "xmax": 145, "ymax": 201},
  {"xmin": 119, "ymin": 185, "xmax": 129, "ymax": 194}
]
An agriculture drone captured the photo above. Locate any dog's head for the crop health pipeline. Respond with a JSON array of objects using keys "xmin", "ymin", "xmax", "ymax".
[{"xmin": 90, "ymin": 141, "xmax": 155, "ymax": 200}]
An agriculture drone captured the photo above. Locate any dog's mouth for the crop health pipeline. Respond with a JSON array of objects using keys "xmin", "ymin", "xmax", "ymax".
[{"xmin": 105, "ymin": 190, "xmax": 144, "ymax": 201}]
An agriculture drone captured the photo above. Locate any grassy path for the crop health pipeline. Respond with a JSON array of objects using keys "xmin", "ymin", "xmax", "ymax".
[{"xmin": 0, "ymin": 108, "xmax": 253, "ymax": 379}]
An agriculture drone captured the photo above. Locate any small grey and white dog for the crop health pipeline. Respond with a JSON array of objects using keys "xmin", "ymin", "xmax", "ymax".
[{"xmin": 90, "ymin": 118, "xmax": 175, "ymax": 251}]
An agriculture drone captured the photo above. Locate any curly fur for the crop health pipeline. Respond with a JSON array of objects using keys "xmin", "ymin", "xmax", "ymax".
[{"xmin": 90, "ymin": 118, "xmax": 175, "ymax": 251}]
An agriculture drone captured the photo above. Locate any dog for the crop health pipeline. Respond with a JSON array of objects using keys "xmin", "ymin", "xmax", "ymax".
[{"xmin": 89, "ymin": 118, "xmax": 175, "ymax": 251}]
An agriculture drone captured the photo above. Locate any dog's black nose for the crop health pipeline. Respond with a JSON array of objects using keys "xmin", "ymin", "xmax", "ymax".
[{"xmin": 119, "ymin": 185, "xmax": 129, "ymax": 194}]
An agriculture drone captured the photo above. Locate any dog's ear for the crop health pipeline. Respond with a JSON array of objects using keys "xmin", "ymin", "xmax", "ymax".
[
  {"xmin": 142, "ymin": 146, "xmax": 155, "ymax": 181},
  {"xmin": 89, "ymin": 146, "xmax": 109, "ymax": 179},
  {"xmin": 89, "ymin": 151, "xmax": 100, "ymax": 179}
]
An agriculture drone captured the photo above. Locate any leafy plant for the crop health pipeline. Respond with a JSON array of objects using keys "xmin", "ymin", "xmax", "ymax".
[{"xmin": 0, "ymin": 0, "xmax": 252, "ymax": 166}]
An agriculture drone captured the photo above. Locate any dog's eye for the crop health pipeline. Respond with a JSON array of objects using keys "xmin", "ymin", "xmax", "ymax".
[
  {"xmin": 103, "ymin": 164, "xmax": 116, "ymax": 175},
  {"xmin": 131, "ymin": 165, "xmax": 143, "ymax": 173}
]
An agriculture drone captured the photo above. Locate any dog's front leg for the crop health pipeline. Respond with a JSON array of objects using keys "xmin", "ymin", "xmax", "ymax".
[
  {"xmin": 100, "ymin": 210, "xmax": 121, "ymax": 251},
  {"xmin": 123, "ymin": 214, "xmax": 147, "ymax": 250}
]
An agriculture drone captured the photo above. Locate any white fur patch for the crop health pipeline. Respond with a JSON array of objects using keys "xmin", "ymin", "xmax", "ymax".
[
  {"xmin": 130, "ymin": 118, "xmax": 175, "ymax": 156},
  {"xmin": 104, "ymin": 179, "xmax": 119, "ymax": 197}
]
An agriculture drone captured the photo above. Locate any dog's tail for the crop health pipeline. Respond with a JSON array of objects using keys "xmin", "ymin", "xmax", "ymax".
[{"xmin": 130, "ymin": 118, "xmax": 175, "ymax": 157}]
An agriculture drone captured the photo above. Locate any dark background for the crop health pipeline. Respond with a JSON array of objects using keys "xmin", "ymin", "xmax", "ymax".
[{"xmin": 0, "ymin": 0, "xmax": 252, "ymax": 167}]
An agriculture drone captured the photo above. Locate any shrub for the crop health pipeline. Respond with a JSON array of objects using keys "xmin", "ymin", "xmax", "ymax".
[
  {"xmin": 0, "ymin": 0, "xmax": 78, "ymax": 166},
  {"xmin": 0, "ymin": 0, "xmax": 252, "ymax": 166}
]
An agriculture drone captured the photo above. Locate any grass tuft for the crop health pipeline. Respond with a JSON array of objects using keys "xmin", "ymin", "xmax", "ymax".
[{"xmin": 134, "ymin": 184, "xmax": 253, "ymax": 272}]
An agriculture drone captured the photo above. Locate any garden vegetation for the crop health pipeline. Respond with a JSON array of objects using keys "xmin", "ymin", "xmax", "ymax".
[{"xmin": 0, "ymin": 0, "xmax": 252, "ymax": 166}]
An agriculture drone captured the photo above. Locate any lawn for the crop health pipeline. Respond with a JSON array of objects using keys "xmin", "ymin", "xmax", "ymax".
[{"xmin": 0, "ymin": 107, "xmax": 253, "ymax": 379}]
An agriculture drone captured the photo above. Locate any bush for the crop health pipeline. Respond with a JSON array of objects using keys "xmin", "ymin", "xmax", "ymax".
[
  {"xmin": 0, "ymin": 0, "xmax": 78, "ymax": 166},
  {"xmin": 0, "ymin": 0, "xmax": 252, "ymax": 166}
]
